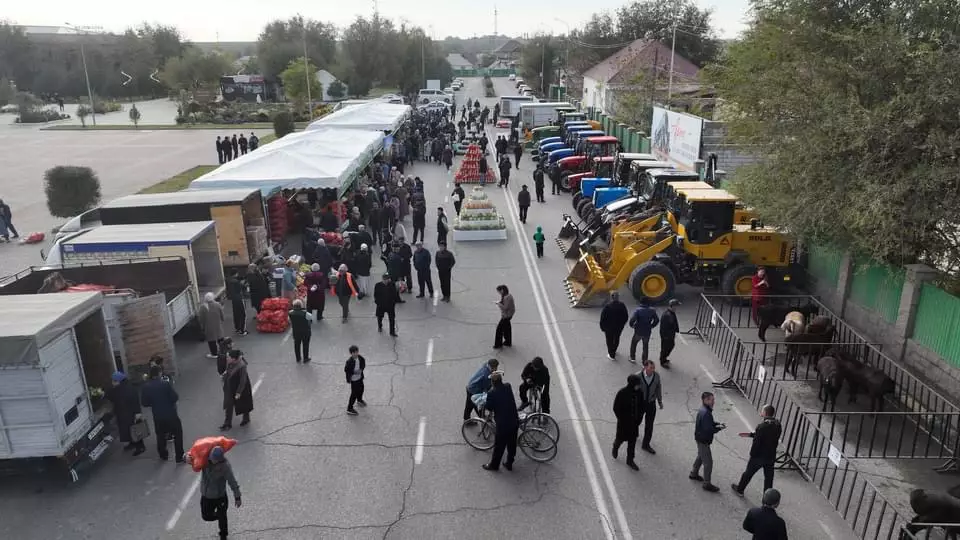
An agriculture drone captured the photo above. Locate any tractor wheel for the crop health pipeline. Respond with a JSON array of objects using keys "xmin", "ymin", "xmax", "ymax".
[
  {"xmin": 577, "ymin": 199, "xmax": 594, "ymax": 219},
  {"xmin": 572, "ymin": 191, "xmax": 584, "ymax": 209},
  {"xmin": 629, "ymin": 261, "xmax": 676, "ymax": 305},
  {"xmin": 560, "ymin": 171, "xmax": 574, "ymax": 192},
  {"xmin": 721, "ymin": 263, "xmax": 757, "ymax": 305}
]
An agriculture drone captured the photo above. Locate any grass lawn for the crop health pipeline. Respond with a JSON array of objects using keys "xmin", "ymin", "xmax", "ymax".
[
  {"xmin": 42, "ymin": 122, "xmax": 309, "ymax": 131},
  {"xmin": 138, "ymin": 165, "xmax": 218, "ymax": 194}
]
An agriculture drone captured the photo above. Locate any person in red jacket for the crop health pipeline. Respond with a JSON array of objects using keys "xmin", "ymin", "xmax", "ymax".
[{"xmin": 751, "ymin": 267, "xmax": 770, "ymax": 325}]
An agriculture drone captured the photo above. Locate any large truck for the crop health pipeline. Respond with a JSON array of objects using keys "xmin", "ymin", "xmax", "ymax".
[
  {"xmin": 0, "ymin": 292, "xmax": 151, "ymax": 480},
  {"xmin": 518, "ymin": 102, "xmax": 574, "ymax": 133},
  {"xmin": 97, "ymin": 188, "xmax": 271, "ymax": 269},
  {"xmin": 44, "ymin": 221, "xmax": 225, "ymax": 301}
]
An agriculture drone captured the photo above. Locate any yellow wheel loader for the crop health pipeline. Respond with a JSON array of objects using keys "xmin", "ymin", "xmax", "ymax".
[{"xmin": 562, "ymin": 189, "xmax": 797, "ymax": 307}]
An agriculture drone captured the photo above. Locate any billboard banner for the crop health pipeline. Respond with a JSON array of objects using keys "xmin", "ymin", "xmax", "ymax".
[{"xmin": 651, "ymin": 107, "xmax": 703, "ymax": 170}]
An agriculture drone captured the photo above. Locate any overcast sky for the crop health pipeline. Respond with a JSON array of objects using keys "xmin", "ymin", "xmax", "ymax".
[{"xmin": 8, "ymin": 0, "xmax": 750, "ymax": 42}]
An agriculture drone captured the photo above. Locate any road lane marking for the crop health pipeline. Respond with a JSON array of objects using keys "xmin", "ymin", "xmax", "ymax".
[
  {"xmin": 819, "ymin": 519, "xmax": 839, "ymax": 540},
  {"xmin": 444, "ymin": 195, "xmax": 449, "ymax": 203},
  {"xmin": 678, "ymin": 334, "xmax": 689, "ymax": 346},
  {"xmin": 166, "ymin": 373, "xmax": 265, "ymax": 531},
  {"xmin": 281, "ymin": 328, "xmax": 292, "ymax": 345},
  {"xmin": 426, "ymin": 338, "xmax": 434, "ymax": 367},
  {"xmin": 433, "ymin": 291, "xmax": 440, "ymax": 307},
  {"xmin": 497, "ymin": 156, "xmax": 623, "ymax": 540},
  {"xmin": 414, "ymin": 417, "xmax": 426, "ymax": 464}
]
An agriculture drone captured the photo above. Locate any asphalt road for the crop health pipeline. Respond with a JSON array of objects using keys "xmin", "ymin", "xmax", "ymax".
[{"xmin": 0, "ymin": 77, "xmax": 856, "ymax": 540}]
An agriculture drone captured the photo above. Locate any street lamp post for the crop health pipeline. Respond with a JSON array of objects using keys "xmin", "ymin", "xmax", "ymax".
[
  {"xmin": 65, "ymin": 22, "xmax": 97, "ymax": 126},
  {"xmin": 553, "ymin": 18, "xmax": 571, "ymax": 92},
  {"xmin": 667, "ymin": 23, "xmax": 677, "ymax": 104},
  {"xmin": 300, "ymin": 16, "xmax": 313, "ymax": 119}
]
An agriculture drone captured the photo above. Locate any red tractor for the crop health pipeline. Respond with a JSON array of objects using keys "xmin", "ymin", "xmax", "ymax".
[
  {"xmin": 570, "ymin": 152, "xmax": 658, "ymax": 209},
  {"xmin": 557, "ymin": 136, "xmax": 621, "ymax": 192},
  {"xmin": 564, "ymin": 156, "xmax": 615, "ymax": 195}
]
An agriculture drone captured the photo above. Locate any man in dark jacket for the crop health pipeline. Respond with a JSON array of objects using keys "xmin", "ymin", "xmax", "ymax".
[
  {"xmin": 249, "ymin": 132, "xmax": 259, "ymax": 150},
  {"xmin": 600, "ymin": 292, "xmax": 629, "ymax": 359},
  {"xmin": 238, "ymin": 134, "xmax": 248, "ymax": 155},
  {"xmin": 464, "ymin": 358, "xmax": 499, "ymax": 420},
  {"xmin": 743, "ymin": 488, "xmax": 789, "ymax": 540},
  {"xmin": 355, "ymin": 225, "xmax": 374, "ymax": 252},
  {"xmin": 352, "ymin": 244, "xmax": 373, "ymax": 299},
  {"xmin": 220, "ymin": 134, "xmax": 232, "ymax": 162},
  {"xmin": 226, "ymin": 271, "xmax": 248, "ymax": 336},
  {"xmin": 319, "ymin": 207, "xmax": 338, "ymax": 232},
  {"xmin": 411, "ymin": 204, "xmax": 426, "ymax": 244},
  {"xmin": 230, "ymin": 134, "xmax": 239, "ymax": 159},
  {"xmin": 732, "ymin": 405, "xmax": 783, "ymax": 496},
  {"xmin": 513, "ymin": 140, "xmax": 522, "ymax": 169},
  {"xmin": 517, "ymin": 356, "xmax": 550, "ymax": 413},
  {"xmin": 436, "ymin": 207, "xmax": 449, "ymax": 246},
  {"xmin": 374, "ymin": 274, "xmax": 401, "ymax": 336},
  {"xmin": 690, "ymin": 392, "xmax": 725, "ymax": 492},
  {"xmin": 311, "ymin": 239, "xmax": 335, "ymax": 273},
  {"xmin": 451, "ymin": 184, "xmax": 466, "ymax": 216},
  {"xmin": 478, "ymin": 157, "xmax": 489, "ymax": 184},
  {"xmin": 398, "ymin": 240, "xmax": 414, "ymax": 293},
  {"xmin": 637, "ymin": 361, "xmax": 664, "ymax": 454},
  {"xmin": 387, "ymin": 248, "xmax": 405, "ymax": 290},
  {"xmin": 482, "ymin": 372, "xmax": 520, "ymax": 471},
  {"xmin": 613, "ymin": 373, "xmax": 643, "ymax": 471},
  {"xmin": 140, "ymin": 365, "xmax": 185, "ymax": 462},
  {"xmin": 628, "ymin": 299, "xmax": 659, "ymax": 364},
  {"xmin": 479, "ymin": 133, "xmax": 489, "ymax": 155},
  {"xmin": 435, "ymin": 243, "xmax": 456, "ymax": 301},
  {"xmin": 659, "ymin": 299, "xmax": 681, "ymax": 367},
  {"xmin": 495, "ymin": 136, "xmax": 506, "ymax": 162},
  {"xmin": 412, "ymin": 242, "xmax": 435, "ymax": 298},
  {"xmin": 107, "ymin": 371, "xmax": 145, "ymax": 455},
  {"xmin": 220, "ymin": 350, "xmax": 253, "ymax": 430},
  {"xmin": 498, "ymin": 155, "xmax": 511, "ymax": 188},
  {"xmin": 533, "ymin": 167, "xmax": 545, "ymax": 203},
  {"xmin": 344, "ymin": 345, "xmax": 366, "ymax": 415},
  {"xmin": 334, "ymin": 265, "xmax": 357, "ymax": 321},
  {"xmin": 216, "ymin": 136, "xmax": 224, "ymax": 164},
  {"xmin": 246, "ymin": 264, "xmax": 271, "ymax": 313},
  {"xmin": 199, "ymin": 446, "xmax": 242, "ymax": 540},
  {"xmin": 517, "ymin": 185, "xmax": 531, "ymax": 223}
]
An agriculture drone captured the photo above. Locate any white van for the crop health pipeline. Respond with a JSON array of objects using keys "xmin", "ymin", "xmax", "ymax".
[
  {"xmin": 417, "ymin": 89, "xmax": 451, "ymax": 105},
  {"xmin": 519, "ymin": 102, "xmax": 573, "ymax": 131}
]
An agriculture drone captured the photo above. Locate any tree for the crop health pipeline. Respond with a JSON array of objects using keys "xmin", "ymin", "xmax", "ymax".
[
  {"xmin": 0, "ymin": 24, "xmax": 34, "ymax": 90},
  {"xmin": 45, "ymin": 166, "xmax": 101, "ymax": 218},
  {"xmin": 520, "ymin": 35, "xmax": 558, "ymax": 94},
  {"xmin": 256, "ymin": 17, "xmax": 338, "ymax": 81},
  {"xmin": 160, "ymin": 47, "xmax": 233, "ymax": 90},
  {"xmin": 129, "ymin": 104, "xmax": 141, "ymax": 128},
  {"xmin": 705, "ymin": 0, "xmax": 960, "ymax": 272},
  {"xmin": 272, "ymin": 111, "xmax": 295, "ymax": 138},
  {"xmin": 340, "ymin": 15, "xmax": 397, "ymax": 98},
  {"xmin": 280, "ymin": 57, "xmax": 320, "ymax": 105},
  {"xmin": 327, "ymin": 79, "xmax": 346, "ymax": 99},
  {"xmin": 135, "ymin": 23, "xmax": 184, "ymax": 68},
  {"xmin": 0, "ymin": 77, "xmax": 13, "ymax": 105}
]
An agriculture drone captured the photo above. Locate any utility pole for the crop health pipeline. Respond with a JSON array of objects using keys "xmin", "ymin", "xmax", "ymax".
[
  {"xmin": 421, "ymin": 35, "xmax": 426, "ymax": 89},
  {"xmin": 667, "ymin": 23, "xmax": 677, "ymax": 104},
  {"xmin": 65, "ymin": 23, "xmax": 97, "ymax": 126},
  {"xmin": 540, "ymin": 40, "xmax": 546, "ymax": 94},
  {"xmin": 301, "ymin": 17, "xmax": 313, "ymax": 119}
]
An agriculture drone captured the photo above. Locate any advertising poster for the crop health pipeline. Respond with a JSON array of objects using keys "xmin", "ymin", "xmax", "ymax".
[{"xmin": 651, "ymin": 106, "xmax": 704, "ymax": 170}]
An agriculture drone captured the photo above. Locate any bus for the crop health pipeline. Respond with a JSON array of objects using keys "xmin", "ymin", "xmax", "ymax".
[{"xmin": 519, "ymin": 102, "xmax": 574, "ymax": 133}]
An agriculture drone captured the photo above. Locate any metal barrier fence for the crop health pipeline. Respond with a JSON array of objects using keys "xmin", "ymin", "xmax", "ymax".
[{"xmin": 807, "ymin": 412, "xmax": 960, "ymax": 461}]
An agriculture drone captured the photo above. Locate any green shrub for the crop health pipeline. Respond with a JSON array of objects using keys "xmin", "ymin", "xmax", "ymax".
[
  {"xmin": 272, "ymin": 111, "xmax": 295, "ymax": 138},
  {"xmin": 92, "ymin": 100, "xmax": 122, "ymax": 115},
  {"xmin": 16, "ymin": 109, "xmax": 69, "ymax": 123},
  {"xmin": 44, "ymin": 166, "xmax": 102, "ymax": 218}
]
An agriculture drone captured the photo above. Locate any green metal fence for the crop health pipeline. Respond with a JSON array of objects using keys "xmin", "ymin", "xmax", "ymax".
[
  {"xmin": 848, "ymin": 262, "xmax": 905, "ymax": 323},
  {"xmin": 807, "ymin": 244, "xmax": 843, "ymax": 289},
  {"xmin": 912, "ymin": 284, "xmax": 960, "ymax": 369}
]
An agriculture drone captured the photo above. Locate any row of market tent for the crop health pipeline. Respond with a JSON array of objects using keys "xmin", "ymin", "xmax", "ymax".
[{"xmin": 189, "ymin": 101, "xmax": 412, "ymax": 196}]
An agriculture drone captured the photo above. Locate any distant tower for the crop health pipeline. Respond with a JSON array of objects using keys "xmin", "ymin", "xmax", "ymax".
[{"xmin": 494, "ymin": 6, "xmax": 498, "ymax": 37}]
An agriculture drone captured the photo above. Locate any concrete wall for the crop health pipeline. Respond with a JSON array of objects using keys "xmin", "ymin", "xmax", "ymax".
[
  {"xmin": 811, "ymin": 258, "xmax": 960, "ymax": 401},
  {"xmin": 700, "ymin": 121, "xmax": 764, "ymax": 178}
]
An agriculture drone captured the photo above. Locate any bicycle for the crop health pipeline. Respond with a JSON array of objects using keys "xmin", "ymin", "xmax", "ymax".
[
  {"xmin": 461, "ymin": 392, "xmax": 558, "ymax": 463},
  {"xmin": 518, "ymin": 384, "xmax": 560, "ymax": 443}
]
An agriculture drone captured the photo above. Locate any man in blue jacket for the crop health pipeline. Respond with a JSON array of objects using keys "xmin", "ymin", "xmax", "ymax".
[
  {"xmin": 463, "ymin": 359, "xmax": 499, "ymax": 420},
  {"xmin": 412, "ymin": 242, "xmax": 435, "ymax": 299},
  {"xmin": 690, "ymin": 391, "xmax": 725, "ymax": 492},
  {"xmin": 482, "ymin": 371, "xmax": 520, "ymax": 471},
  {"xmin": 628, "ymin": 298, "xmax": 659, "ymax": 364},
  {"xmin": 140, "ymin": 365, "xmax": 185, "ymax": 462}
]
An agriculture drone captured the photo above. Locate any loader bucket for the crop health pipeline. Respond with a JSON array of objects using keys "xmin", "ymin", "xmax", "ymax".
[
  {"xmin": 563, "ymin": 250, "xmax": 610, "ymax": 307},
  {"xmin": 557, "ymin": 214, "xmax": 584, "ymax": 255}
]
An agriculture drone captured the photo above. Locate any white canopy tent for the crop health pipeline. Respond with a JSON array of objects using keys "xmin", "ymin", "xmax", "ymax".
[
  {"xmin": 188, "ymin": 129, "xmax": 384, "ymax": 195},
  {"xmin": 305, "ymin": 101, "xmax": 411, "ymax": 132}
]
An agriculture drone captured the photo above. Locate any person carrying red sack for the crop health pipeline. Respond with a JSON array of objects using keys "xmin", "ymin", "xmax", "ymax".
[{"xmin": 199, "ymin": 445, "xmax": 241, "ymax": 540}]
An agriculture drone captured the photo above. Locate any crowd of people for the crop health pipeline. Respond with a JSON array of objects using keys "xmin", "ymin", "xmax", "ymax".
[{"xmin": 215, "ymin": 133, "xmax": 260, "ymax": 164}]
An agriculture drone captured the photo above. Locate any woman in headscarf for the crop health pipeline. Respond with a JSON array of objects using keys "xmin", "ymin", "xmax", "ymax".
[
  {"xmin": 303, "ymin": 263, "xmax": 328, "ymax": 320},
  {"xmin": 220, "ymin": 350, "xmax": 253, "ymax": 430},
  {"xmin": 107, "ymin": 371, "xmax": 146, "ymax": 455},
  {"xmin": 442, "ymin": 145, "xmax": 454, "ymax": 172},
  {"xmin": 199, "ymin": 292, "xmax": 225, "ymax": 359}
]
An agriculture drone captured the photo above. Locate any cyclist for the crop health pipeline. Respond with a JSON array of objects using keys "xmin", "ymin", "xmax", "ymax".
[
  {"xmin": 517, "ymin": 357, "xmax": 550, "ymax": 414},
  {"xmin": 463, "ymin": 358, "xmax": 500, "ymax": 421}
]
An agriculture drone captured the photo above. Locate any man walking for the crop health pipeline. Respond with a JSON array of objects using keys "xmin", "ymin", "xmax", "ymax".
[
  {"xmin": 451, "ymin": 183, "xmax": 465, "ymax": 216},
  {"xmin": 600, "ymin": 292, "xmax": 629, "ymax": 359},
  {"xmin": 517, "ymin": 185, "xmax": 531, "ymax": 223},
  {"xmin": 220, "ymin": 350, "xmax": 253, "ymax": 430},
  {"xmin": 482, "ymin": 371, "xmax": 520, "ymax": 472},
  {"xmin": 513, "ymin": 141, "xmax": 522, "ymax": 169},
  {"xmin": 231, "ymin": 134, "xmax": 239, "ymax": 160},
  {"xmin": 374, "ymin": 274, "xmax": 400, "ymax": 336},
  {"xmin": 435, "ymin": 243, "xmax": 455, "ymax": 302},
  {"xmin": 612, "ymin": 373, "xmax": 642, "ymax": 471},
  {"xmin": 628, "ymin": 299, "xmax": 659, "ymax": 364},
  {"xmin": 226, "ymin": 271, "xmax": 248, "ymax": 336},
  {"xmin": 464, "ymin": 359, "xmax": 499, "ymax": 420},
  {"xmin": 743, "ymin": 489, "xmax": 789, "ymax": 540},
  {"xmin": 659, "ymin": 299, "xmax": 681, "ymax": 368},
  {"xmin": 533, "ymin": 167, "xmax": 545, "ymax": 203},
  {"xmin": 238, "ymin": 133, "xmax": 248, "ymax": 155},
  {"xmin": 412, "ymin": 242, "xmax": 435, "ymax": 299},
  {"xmin": 199, "ymin": 446, "xmax": 241, "ymax": 540},
  {"xmin": 140, "ymin": 365, "xmax": 185, "ymax": 462},
  {"xmin": 344, "ymin": 345, "xmax": 366, "ymax": 415},
  {"xmin": 493, "ymin": 285, "xmax": 515, "ymax": 349},
  {"xmin": 437, "ymin": 207, "xmax": 449, "ymax": 246},
  {"xmin": 353, "ymin": 244, "xmax": 372, "ymax": 300},
  {"xmin": 732, "ymin": 404, "xmax": 783, "ymax": 496},
  {"xmin": 498, "ymin": 155, "xmax": 511, "ymax": 188},
  {"xmin": 690, "ymin": 391, "xmax": 725, "ymax": 492},
  {"xmin": 0, "ymin": 199, "xmax": 18, "ymax": 239},
  {"xmin": 637, "ymin": 361, "xmax": 664, "ymax": 454},
  {"xmin": 334, "ymin": 264, "xmax": 358, "ymax": 321},
  {"xmin": 288, "ymin": 299, "xmax": 313, "ymax": 363}
]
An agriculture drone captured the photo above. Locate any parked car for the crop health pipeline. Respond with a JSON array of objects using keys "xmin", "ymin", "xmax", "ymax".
[{"xmin": 509, "ymin": 73, "xmax": 516, "ymax": 81}]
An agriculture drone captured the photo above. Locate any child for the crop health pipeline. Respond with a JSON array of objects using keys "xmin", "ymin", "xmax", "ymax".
[{"xmin": 533, "ymin": 226, "xmax": 545, "ymax": 259}]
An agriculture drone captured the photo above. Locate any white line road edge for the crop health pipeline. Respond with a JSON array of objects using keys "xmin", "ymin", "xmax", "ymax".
[
  {"xmin": 426, "ymin": 338, "xmax": 435, "ymax": 367},
  {"xmin": 498, "ymin": 169, "xmax": 628, "ymax": 540},
  {"xmin": 165, "ymin": 373, "xmax": 266, "ymax": 531},
  {"xmin": 415, "ymin": 417, "xmax": 427, "ymax": 465}
]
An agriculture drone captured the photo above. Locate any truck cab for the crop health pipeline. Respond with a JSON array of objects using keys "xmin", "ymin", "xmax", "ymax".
[{"xmin": 566, "ymin": 156, "xmax": 615, "ymax": 194}]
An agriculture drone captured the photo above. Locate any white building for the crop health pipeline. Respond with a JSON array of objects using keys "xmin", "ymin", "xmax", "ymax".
[{"xmin": 315, "ymin": 69, "xmax": 348, "ymax": 102}]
